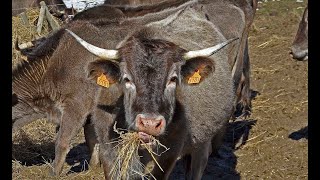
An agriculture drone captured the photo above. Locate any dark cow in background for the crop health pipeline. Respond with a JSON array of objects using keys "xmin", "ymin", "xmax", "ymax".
[
  {"xmin": 290, "ymin": 5, "xmax": 308, "ymax": 61},
  {"xmin": 12, "ymin": 0, "xmax": 76, "ymax": 21}
]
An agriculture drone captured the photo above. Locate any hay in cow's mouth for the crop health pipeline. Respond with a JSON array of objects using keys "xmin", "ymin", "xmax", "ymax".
[{"xmin": 107, "ymin": 122, "xmax": 170, "ymax": 180}]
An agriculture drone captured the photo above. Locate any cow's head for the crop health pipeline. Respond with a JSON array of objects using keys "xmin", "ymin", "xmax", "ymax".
[
  {"xmin": 66, "ymin": 29, "xmax": 237, "ymax": 142},
  {"xmin": 290, "ymin": 6, "xmax": 308, "ymax": 61}
]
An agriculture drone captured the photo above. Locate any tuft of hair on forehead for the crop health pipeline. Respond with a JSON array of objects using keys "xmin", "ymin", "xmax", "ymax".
[
  {"xmin": 120, "ymin": 37, "xmax": 184, "ymax": 75},
  {"xmin": 119, "ymin": 30, "xmax": 186, "ymax": 63}
]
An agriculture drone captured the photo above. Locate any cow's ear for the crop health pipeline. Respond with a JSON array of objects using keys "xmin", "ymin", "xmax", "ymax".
[
  {"xmin": 86, "ymin": 59, "xmax": 120, "ymax": 88},
  {"xmin": 181, "ymin": 57, "xmax": 215, "ymax": 85}
]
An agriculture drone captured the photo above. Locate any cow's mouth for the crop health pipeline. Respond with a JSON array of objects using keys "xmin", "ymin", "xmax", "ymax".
[{"xmin": 138, "ymin": 132, "xmax": 156, "ymax": 147}]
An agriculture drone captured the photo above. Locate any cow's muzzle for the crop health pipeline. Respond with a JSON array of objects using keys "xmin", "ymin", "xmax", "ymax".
[{"xmin": 135, "ymin": 114, "xmax": 166, "ymax": 142}]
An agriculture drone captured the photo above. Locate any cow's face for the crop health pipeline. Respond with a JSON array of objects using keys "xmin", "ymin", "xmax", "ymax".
[
  {"xmin": 87, "ymin": 38, "xmax": 215, "ymax": 139},
  {"xmin": 119, "ymin": 38, "xmax": 183, "ymax": 137},
  {"xmin": 291, "ymin": 7, "xmax": 308, "ymax": 61},
  {"xmin": 66, "ymin": 29, "xmax": 236, "ymax": 141}
]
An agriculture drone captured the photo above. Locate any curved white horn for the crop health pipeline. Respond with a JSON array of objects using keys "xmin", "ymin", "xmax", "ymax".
[
  {"xmin": 183, "ymin": 38, "xmax": 239, "ymax": 60},
  {"xmin": 65, "ymin": 29, "xmax": 119, "ymax": 60}
]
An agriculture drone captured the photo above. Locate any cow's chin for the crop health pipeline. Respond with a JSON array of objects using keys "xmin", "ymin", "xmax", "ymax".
[{"xmin": 138, "ymin": 131, "xmax": 157, "ymax": 148}]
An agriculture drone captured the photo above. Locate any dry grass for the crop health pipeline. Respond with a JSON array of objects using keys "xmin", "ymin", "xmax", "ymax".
[
  {"xmin": 12, "ymin": 8, "xmax": 63, "ymax": 68},
  {"xmin": 108, "ymin": 123, "xmax": 169, "ymax": 180}
]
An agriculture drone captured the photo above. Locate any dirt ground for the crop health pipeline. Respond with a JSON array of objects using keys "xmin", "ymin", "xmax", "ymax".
[{"xmin": 12, "ymin": 0, "xmax": 308, "ymax": 179}]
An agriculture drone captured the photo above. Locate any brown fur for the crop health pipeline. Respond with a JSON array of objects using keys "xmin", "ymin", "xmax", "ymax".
[{"xmin": 201, "ymin": 0, "xmax": 258, "ymax": 118}]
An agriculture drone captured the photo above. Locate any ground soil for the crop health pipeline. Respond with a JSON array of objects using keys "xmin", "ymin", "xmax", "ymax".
[{"xmin": 12, "ymin": 0, "xmax": 308, "ymax": 179}]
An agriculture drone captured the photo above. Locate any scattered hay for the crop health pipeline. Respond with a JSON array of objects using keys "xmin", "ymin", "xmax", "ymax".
[
  {"xmin": 12, "ymin": 8, "xmax": 63, "ymax": 68},
  {"xmin": 12, "ymin": 119, "xmax": 56, "ymax": 165},
  {"xmin": 108, "ymin": 122, "xmax": 169, "ymax": 180}
]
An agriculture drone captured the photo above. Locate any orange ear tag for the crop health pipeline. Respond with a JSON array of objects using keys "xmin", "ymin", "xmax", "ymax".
[
  {"xmin": 188, "ymin": 70, "xmax": 201, "ymax": 84},
  {"xmin": 97, "ymin": 74, "xmax": 110, "ymax": 88}
]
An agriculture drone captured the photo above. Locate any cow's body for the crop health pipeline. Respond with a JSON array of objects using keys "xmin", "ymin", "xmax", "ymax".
[
  {"xmin": 65, "ymin": 1, "xmax": 251, "ymax": 179},
  {"xmin": 290, "ymin": 6, "xmax": 308, "ymax": 61},
  {"xmin": 202, "ymin": 0, "xmax": 257, "ymax": 118}
]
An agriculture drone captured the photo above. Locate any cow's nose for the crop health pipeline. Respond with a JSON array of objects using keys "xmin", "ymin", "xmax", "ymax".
[{"xmin": 135, "ymin": 114, "xmax": 166, "ymax": 136}]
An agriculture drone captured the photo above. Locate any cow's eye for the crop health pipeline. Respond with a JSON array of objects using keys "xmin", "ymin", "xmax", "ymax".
[{"xmin": 170, "ymin": 76, "xmax": 177, "ymax": 83}]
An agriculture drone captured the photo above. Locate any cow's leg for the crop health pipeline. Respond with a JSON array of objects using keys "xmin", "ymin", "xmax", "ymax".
[
  {"xmin": 236, "ymin": 39, "xmax": 252, "ymax": 118},
  {"xmin": 232, "ymin": 38, "xmax": 252, "ymax": 119},
  {"xmin": 12, "ymin": 102, "xmax": 46, "ymax": 133},
  {"xmin": 186, "ymin": 141, "xmax": 212, "ymax": 180},
  {"xmin": 147, "ymin": 155, "xmax": 179, "ymax": 180},
  {"xmin": 102, "ymin": 154, "xmax": 111, "ymax": 180},
  {"xmin": 99, "ymin": 143, "xmax": 118, "ymax": 180},
  {"xmin": 51, "ymin": 106, "xmax": 86, "ymax": 176},
  {"xmin": 84, "ymin": 118, "xmax": 100, "ymax": 167},
  {"xmin": 211, "ymin": 125, "xmax": 227, "ymax": 156}
]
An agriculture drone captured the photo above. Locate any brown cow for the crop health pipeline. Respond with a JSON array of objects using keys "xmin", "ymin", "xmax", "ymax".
[
  {"xmin": 65, "ymin": 0, "xmax": 254, "ymax": 178},
  {"xmin": 290, "ymin": 6, "xmax": 308, "ymax": 61}
]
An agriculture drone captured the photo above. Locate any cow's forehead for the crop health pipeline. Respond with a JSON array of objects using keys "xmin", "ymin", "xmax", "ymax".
[
  {"xmin": 125, "ymin": 51, "xmax": 175, "ymax": 83},
  {"xmin": 120, "ymin": 37, "xmax": 183, "ymax": 77}
]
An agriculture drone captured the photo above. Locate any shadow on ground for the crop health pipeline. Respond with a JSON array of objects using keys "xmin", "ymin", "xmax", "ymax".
[
  {"xmin": 12, "ymin": 119, "xmax": 256, "ymax": 178},
  {"xmin": 12, "ymin": 140, "xmax": 55, "ymax": 166},
  {"xmin": 169, "ymin": 119, "xmax": 257, "ymax": 179},
  {"xmin": 289, "ymin": 126, "xmax": 308, "ymax": 140},
  {"xmin": 12, "ymin": 136, "xmax": 91, "ymax": 174}
]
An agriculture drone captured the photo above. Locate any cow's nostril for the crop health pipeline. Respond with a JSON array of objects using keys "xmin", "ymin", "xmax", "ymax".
[
  {"xmin": 139, "ymin": 118, "xmax": 144, "ymax": 126},
  {"xmin": 155, "ymin": 121, "xmax": 162, "ymax": 128}
]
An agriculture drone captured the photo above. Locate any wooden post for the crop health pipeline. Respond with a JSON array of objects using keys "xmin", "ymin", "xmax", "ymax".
[
  {"xmin": 44, "ymin": 5, "xmax": 60, "ymax": 30},
  {"xmin": 19, "ymin": 12, "xmax": 30, "ymax": 26},
  {"xmin": 36, "ymin": 1, "xmax": 47, "ymax": 35}
]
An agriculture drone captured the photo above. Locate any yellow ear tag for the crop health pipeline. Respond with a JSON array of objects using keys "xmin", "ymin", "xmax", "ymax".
[
  {"xmin": 97, "ymin": 74, "xmax": 110, "ymax": 88},
  {"xmin": 188, "ymin": 70, "xmax": 201, "ymax": 84}
]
